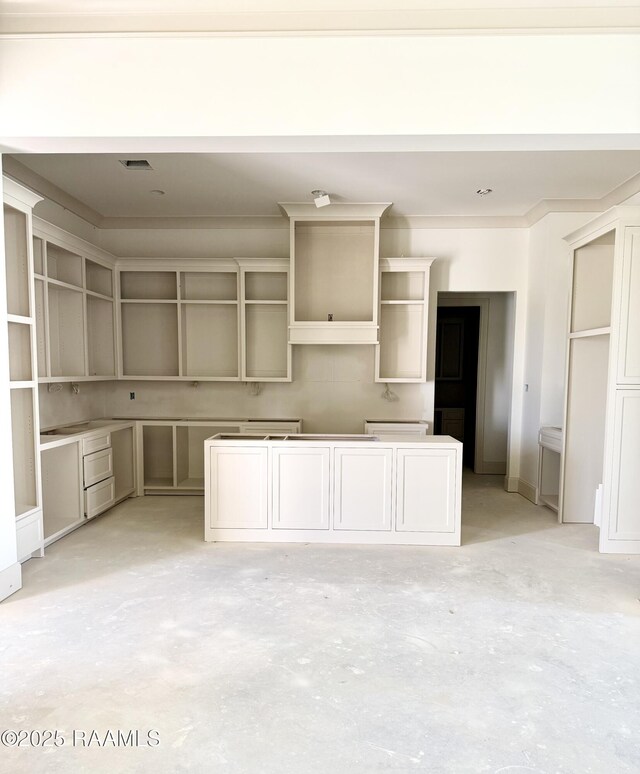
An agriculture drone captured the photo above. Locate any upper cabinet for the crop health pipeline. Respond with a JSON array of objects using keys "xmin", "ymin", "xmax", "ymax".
[
  {"xmin": 280, "ymin": 203, "xmax": 391, "ymax": 345},
  {"xmin": 32, "ymin": 219, "xmax": 116, "ymax": 382},
  {"xmin": 376, "ymin": 257, "xmax": 434, "ymax": 383},
  {"xmin": 118, "ymin": 259, "xmax": 292, "ymax": 382}
]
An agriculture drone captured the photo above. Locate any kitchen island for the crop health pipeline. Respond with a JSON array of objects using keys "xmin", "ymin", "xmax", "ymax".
[{"xmin": 204, "ymin": 433, "xmax": 462, "ymax": 546}]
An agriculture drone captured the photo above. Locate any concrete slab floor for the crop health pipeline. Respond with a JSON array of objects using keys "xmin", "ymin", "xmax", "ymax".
[{"xmin": 1, "ymin": 474, "xmax": 639, "ymax": 774}]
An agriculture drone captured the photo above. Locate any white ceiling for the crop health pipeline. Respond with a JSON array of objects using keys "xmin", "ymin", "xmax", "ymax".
[{"xmin": 10, "ymin": 150, "xmax": 640, "ymax": 220}]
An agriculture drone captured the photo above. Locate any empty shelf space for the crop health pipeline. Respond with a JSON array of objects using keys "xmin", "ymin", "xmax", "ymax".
[
  {"xmin": 8, "ymin": 322, "xmax": 33, "ymax": 382},
  {"xmin": 121, "ymin": 303, "xmax": 179, "ymax": 376},
  {"xmin": 48, "ymin": 285, "xmax": 86, "ymax": 377},
  {"xmin": 380, "ymin": 271, "xmax": 425, "ymax": 302},
  {"xmin": 245, "ymin": 304, "xmax": 288, "ymax": 379},
  {"xmin": 87, "ymin": 295, "xmax": 115, "ymax": 376},
  {"xmin": 10, "ymin": 388, "xmax": 38, "ymax": 519},
  {"xmin": 47, "ymin": 243, "xmax": 83, "ymax": 287},
  {"xmin": 181, "ymin": 303, "xmax": 239, "ymax": 378},
  {"xmin": 176, "ymin": 477, "xmax": 205, "ymax": 490},
  {"xmin": 245, "ymin": 271, "xmax": 287, "ymax": 301},
  {"xmin": 4, "ymin": 204, "xmax": 31, "ymax": 317},
  {"xmin": 378, "ymin": 304, "xmax": 425, "ymax": 380},
  {"xmin": 120, "ymin": 270, "xmax": 177, "ymax": 300},
  {"xmin": 86, "ymin": 259, "xmax": 113, "ymax": 297},
  {"xmin": 143, "ymin": 425, "xmax": 174, "ymax": 488},
  {"xmin": 180, "ymin": 271, "xmax": 237, "ymax": 301},
  {"xmin": 32, "ymin": 236, "xmax": 45, "ymax": 275}
]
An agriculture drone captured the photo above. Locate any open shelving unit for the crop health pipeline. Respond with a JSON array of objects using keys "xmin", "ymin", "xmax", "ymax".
[
  {"xmin": 119, "ymin": 266, "xmax": 241, "ymax": 380},
  {"xmin": 281, "ymin": 203, "xmax": 390, "ymax": 345},
  {"xmin": 376, "ymin": 258, "xmax": 434, "ymax": 382},
  {"xmin": 32, "ymin": 219, "xmax": 117, "ymax": 382},
  {"xmin": 3, "ymin": 179, "xmax": 45, "ymax": 562},
  {"xmin": 561, "ymin": 232, "xmax": 614, "ymax": 525},
  {"xmin": 238, "ymin": 259, "xmax": 291, "ymax": 381}
]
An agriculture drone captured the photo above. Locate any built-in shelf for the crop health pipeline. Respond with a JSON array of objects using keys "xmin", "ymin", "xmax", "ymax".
[
  {"xmin": 238, "ymin": 260, "xmax": 291, "ymax": 381},
  {"xmin": 376, "ymin": 259, "xmax": 434, "ymax": 383}
]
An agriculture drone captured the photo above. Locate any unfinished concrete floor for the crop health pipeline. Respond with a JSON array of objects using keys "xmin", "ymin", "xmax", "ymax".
[{"xmin": 2, "ymin": 474, "xmax": 639, "ymax": 773}]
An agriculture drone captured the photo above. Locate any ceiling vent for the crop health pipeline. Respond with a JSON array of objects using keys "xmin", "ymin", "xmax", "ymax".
[{"xmin": 119, "ymin": 159, "xmax": 153, "ymax": 170}]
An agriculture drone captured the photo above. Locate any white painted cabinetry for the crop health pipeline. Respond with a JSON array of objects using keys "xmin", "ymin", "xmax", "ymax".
[
  {"xmin": 205, "ymin": 435, "xmax": 462, "ymax": 545},
  {"xmin": 333, "ymin": 447, "xmax": 393, "ymax": 531},
  {"xmin": 281, "ymin": 202, "xmax": 391, "ymax": 345},
  {"xmin": 272, "ymin": 446, "xmax": 330, "ymax": 529},
  {"xmin": 396, "ymin": 448, "xmax": 457, "ymax": 533},
  {"xmin": 376, "ymin": 258, "xmax": 434, "ymax": 382},
  {"xmin": 562, "ymin": 208, "xmax": 640, "ymax": 552},
  {"xmin": 3, "ymin": 178, "xmax": 44, "ymax": 563},
  {"xmin": 32, "ymin": 218, "xmax": 116, "ymax": 382},
  {"xmin": 207, "ymin": 446, "xmax": 268, "ymax": 529}
]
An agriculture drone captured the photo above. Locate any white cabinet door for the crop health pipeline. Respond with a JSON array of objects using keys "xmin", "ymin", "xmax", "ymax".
[
  {"xmin": 396, "ymin": 449, "xmax": 457, "ymax": 533},
  {"xmin": 272, "ymin": 446, "xmax": 330, "ymax": 529},
  {"xmin": 617, "ymin": 227, "xmax": 640, "ymax": 383},
  {"xmin": 334, "ymin": 447, "xmax": 393, "ymax": 531},
  {"xmin": 607, "ymin": 391, "xmax": 640, "ymax": 543},
  {"xmin": 209, "ymin": 447, "xmax": 268, "ymax": 528}
]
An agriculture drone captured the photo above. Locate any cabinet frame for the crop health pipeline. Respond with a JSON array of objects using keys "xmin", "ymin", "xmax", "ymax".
[
  {"xmin": 33, "ymin": 216, "xmax": 117, "ymax": 382},
  {"xmin": 3, "ymin": 178, "xmax": 45, "ymax": 563},
  {"xmin": 281, "ymin": 203, "xmax": 391, "ymax": 345},
  {"xmin": 562, "ymin": 206, "xmax": 640, "ymax": 553},
  {"xmin": 375, "ymin": 257, "xmax": 434, "ymax": 383}
]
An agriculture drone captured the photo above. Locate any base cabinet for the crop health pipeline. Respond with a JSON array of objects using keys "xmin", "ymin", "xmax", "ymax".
[
  {"xmin": 205, "ymin": 438, "xmax": 462, "ymax": 545},
  {"xmin": 272, "ymin": 447, "xmax": 330, "ymax": 530},
  {"xmin": 396, "ymin": 449, "xmax": 457, "ymax": 533},
  {"xmin": 333, "ymin": 447, "xmax": 392, "ymax": 531},
  {"xmin": 208, "ymin": 447, "xmax": 268, "ymax": 529},
  {"xmin": 606, "ymin": 390, "xmax": 640, "ymax": 544}
]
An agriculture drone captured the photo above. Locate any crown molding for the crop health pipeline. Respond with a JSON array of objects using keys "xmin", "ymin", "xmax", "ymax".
[
  {"xmin": 2, "ymin": 156, "xmax": 103, "ymax": 227},
  {"xmin": 101, "ymin": 216, "xmax": 289, "ymax": 230},
  {"xmin": 1, "ymin": 7, "xmax": 639, "ymax": 36}
]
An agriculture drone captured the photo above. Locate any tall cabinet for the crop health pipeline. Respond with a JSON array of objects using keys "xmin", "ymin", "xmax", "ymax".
[
  {"xmin": 3, "ymin": 177, "xmax": 45, "ymax": 562},
  {"xmin": 562, "ymin": 206, "xmax": 640, "ymax": 553}
]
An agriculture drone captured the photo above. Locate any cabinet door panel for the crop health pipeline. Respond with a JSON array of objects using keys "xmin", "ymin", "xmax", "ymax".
[
  {"xmin": 273, "ymin": 447, "xmax": 330, "ymax": 529},
  {"xmin": 608, "ymin": 391, "xmax": 640, "ymax": 542},
  {"xmin": 618, "ymin": 227, "xmax": 640, "ymax": 382},
  {"xmin": 334, "ymin": 448, "xmax": 392, "ymax": 531},
  {"xmin": 210, "ymin": 447, "xmax": 268, "ymax": 528},
  {"xmin": 396, "ymin": 449, "xmax": 456, "ymax": 533}
]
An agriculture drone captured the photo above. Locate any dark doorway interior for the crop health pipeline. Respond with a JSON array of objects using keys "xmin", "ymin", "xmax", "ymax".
[{"xmin": 434, "ymin": 306, "xmax": 480, "ymax": 469}]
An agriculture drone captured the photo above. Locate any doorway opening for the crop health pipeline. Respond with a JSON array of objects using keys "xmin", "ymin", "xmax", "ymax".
[
  {"xmin": 435, "ymin": 292, "xmax": 515, "ymax": 477},
  {"xmin": 435, "ymin": 306, "xmax": 480, "ymax": 468}
]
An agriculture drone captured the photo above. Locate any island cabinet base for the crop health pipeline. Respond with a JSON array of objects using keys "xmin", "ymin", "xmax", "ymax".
[{"xmin": 204, "ymin": 435, "xmax": 462, "ymax": 546}]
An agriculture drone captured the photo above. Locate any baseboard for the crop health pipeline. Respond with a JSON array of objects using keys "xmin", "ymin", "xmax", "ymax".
[
  {"xmin": 477, "ymin": 460, "xmax": 507, "ymax": 475},
  {"xmin": 505, "ymin": 476, "xmax": 519, "ymax": 493},
  {"xmin": 517, "ymin": 478, "xmax": 538, "ymax": 504},
  {"xmin": 0, "ymin": 562, "xmax": 22, "ymax": 603}
]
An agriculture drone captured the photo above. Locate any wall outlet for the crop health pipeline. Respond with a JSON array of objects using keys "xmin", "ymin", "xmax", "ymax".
[{"xmin": 129, "ymin": 391, "xmax": 136, "ymax": 400}]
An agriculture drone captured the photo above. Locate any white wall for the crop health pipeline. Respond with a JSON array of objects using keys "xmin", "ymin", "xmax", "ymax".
[
  {"xmin": 1, "ymin": 34, "xmax": 640, "ymax": 146},
  {"xmin": 38, "ymin": 382, "xmax": 108, "ymax": 430}
]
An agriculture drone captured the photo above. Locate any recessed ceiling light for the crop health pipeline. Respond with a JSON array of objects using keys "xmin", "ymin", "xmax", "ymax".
[
  {"xmin": 149, "ymin": 189, "xmax": 165, "ymax": 196},
  {"xmin": 476, "ymin": 188, "xmax": 493, "ymax": 196},
  {"xmin": 119, "ymin": 159, "xmax": 153, "ymax": 170}
]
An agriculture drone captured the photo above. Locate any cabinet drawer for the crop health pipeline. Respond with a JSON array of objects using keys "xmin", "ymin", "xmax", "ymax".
[
  {"xmin": 83, "ymin": 448, "xmax": 113, "ymax": 488},
  {"xmin": 85, "ymin": 476, "xmax": 115, "ymax": 518},
  {"xmin": 82, "ymin": 432, "xmax": 111, "ymax": 456}
]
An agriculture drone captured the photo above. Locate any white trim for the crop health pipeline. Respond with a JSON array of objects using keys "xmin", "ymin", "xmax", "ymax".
[
  {"xmin": 279, "ymin": 202, "xmax": 392, "ymax": 219},
  {"xmin": 517, "ymin": 478, "xmax": 538, "ymax": 504},
  {"xmin": 0, "ymin": 561, "xmax": 21, "ymax": 603}
]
